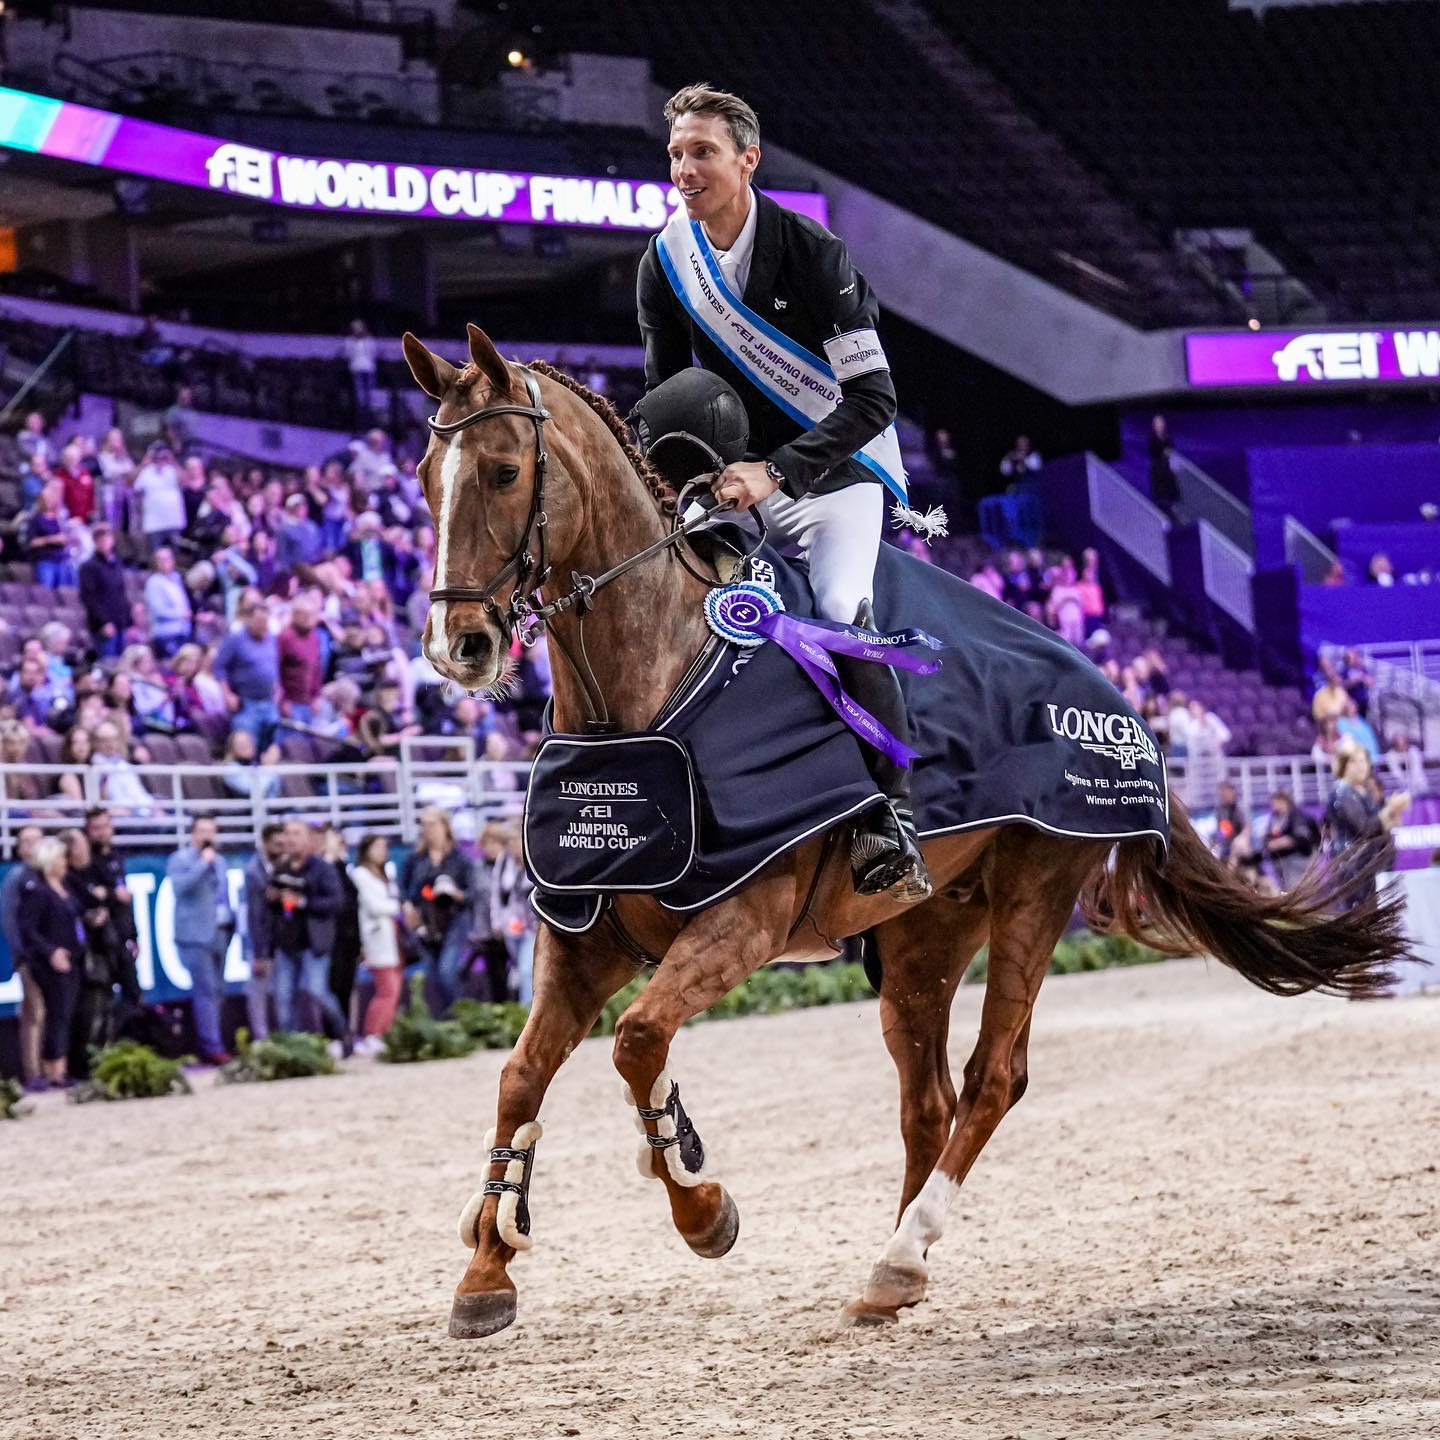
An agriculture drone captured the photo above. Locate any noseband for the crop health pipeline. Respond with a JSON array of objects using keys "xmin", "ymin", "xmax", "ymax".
[{"xmin": 427, "ymin": 368, "xmax": 553, "ymax": 639}]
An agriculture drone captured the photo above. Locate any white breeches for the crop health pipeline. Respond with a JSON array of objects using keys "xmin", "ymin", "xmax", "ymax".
[{"xmin": 759, "ymin": 481, "xmax": 883, "ymax": 624}]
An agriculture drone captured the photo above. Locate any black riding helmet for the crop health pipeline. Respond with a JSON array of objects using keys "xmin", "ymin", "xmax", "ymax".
[{"xmin": 628, "ymin": 369, "xmax": 750, "ymax": 487}]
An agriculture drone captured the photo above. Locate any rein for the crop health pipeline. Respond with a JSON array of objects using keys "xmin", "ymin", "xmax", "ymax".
[{"xmin": 426, "ymin": 366, "xmax": 762, "ymax": 729}]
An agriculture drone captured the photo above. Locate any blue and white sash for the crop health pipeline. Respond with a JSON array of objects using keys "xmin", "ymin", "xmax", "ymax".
[{"xmin": 654, "ymin": 210, "xmax": 908, "ymax": 502}]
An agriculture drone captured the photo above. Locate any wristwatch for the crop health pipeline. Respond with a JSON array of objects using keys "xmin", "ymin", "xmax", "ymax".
[{"xmin": 763, "ymin": 459, "xmax": 787, "ymax": 491}]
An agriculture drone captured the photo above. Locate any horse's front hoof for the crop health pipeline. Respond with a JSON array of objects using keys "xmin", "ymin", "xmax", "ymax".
[
  {"xmin": 449, "ymin": 1286, "xmax": 518, "ymax": 1339},
  {"xmin": 683, "ymin": 1186, "xmax": 740, "ymax": 1259},
  {"xmin": 841, "ymin": 1297, "xmax": 900, "ymax": 1327}
]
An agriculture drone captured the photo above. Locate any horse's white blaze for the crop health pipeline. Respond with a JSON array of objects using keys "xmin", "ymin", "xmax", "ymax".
[
  {"xmin": 425, "ymin": 600, "xmax": 450, "ymax": 670},
  {"xmin": 427, "ymin": 435, "xmax": 465, "ymax": 663},
  {"xmin": 881, "ymin": 1169, "xmax": 960, "ymax": 1274}
]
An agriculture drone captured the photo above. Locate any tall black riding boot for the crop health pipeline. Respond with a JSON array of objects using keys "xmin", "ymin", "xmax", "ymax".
[{"xmin": 836, "ymin": 599, "xmax": 933, "ymax": 902}]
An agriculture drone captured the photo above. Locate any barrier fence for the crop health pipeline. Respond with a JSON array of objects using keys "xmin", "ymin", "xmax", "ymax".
[
  {"xmin": 1172, "ymin": 454, "xmax": 1254, "ymax": 555},
  {"xmin": 1167, "ymin": 748, "xmax": 1431, "ymax": 813},
  {"xmin": 1197, "ymin": 520, "xmax": 1256, "ymax": 632},
  {"xmin": 1, "ymin": 745, "xmax": 1433, "ymax": 860},
  {"xmin": 1284, "ymin": 515, "xmax": 1342, "ymax": 584},
  {"xmin": 0, "ymin": 736, "xmax": 527, "ymax": 858},
  {"xmin": 1086, "ymin": 454, "xmax": 1172, "ymax": 584}
]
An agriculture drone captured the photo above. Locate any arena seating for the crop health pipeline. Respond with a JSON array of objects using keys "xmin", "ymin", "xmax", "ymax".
[
  {"xmin": 930, "ymin": 0, "xmax": 1440, "ymax": 321},
  {"xmin": 495, "ymin": 0, "xmax": 1224, "ymax": 328},
  {"xmin": 0, "ymin": 309, "xmax": 651, "ymax": 438}
]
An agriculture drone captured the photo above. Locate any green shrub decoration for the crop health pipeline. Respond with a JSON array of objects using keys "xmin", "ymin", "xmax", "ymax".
[
  {"xmin": 218, "ymin": 1029, "xmax": 337, "ymax": 1083},
  {"xmin": 1048, "ymin": 929, "xmax": 1163, "ymax": 974},
  {"xmin": 1, "ymin": 1076, "xmax": 25, "ymax": 1120},
  {"xmin": 965, "ymin": 929, "xmax": 1163, "ymax": 986},
  {"xmin": 450, "ymin": 1000, "xmax": 529, "ymax": 1050},
  {"xmin": 75, "ymin": 1041, "xmax": 192, "ymax": 1102},
  {"xmin": 589, "ymin": 961, "xmax": 873, "ymax": 1037},
  {"xmin": 368, "ymin": 933, "xmax": 1161, "ymax": 1065},
  {"xmin": 379, "ymin": 976, "xmax": 477, "ymax": 1063}
]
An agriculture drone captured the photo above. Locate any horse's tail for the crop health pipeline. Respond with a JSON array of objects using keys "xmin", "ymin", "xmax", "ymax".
[{"xmin": 1081, "ymin": 801, "xmax": 1408, "ymax": 1000}]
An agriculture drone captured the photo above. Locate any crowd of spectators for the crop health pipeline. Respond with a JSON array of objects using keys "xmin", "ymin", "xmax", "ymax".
[
  {"xmin": 965, "ymin": 543, "xmax": 1106, "ymax": 648},
  {"xmin": 1308, "ymin": 646, "xmax": 1419, "ymax": 782},
  {"xmin": 0, "ymin": 805, "xmax": 537, "ymax": 1089},
  {"xmin": 1, "ymin": 404, "xmax": 551, "ymax": 813}
]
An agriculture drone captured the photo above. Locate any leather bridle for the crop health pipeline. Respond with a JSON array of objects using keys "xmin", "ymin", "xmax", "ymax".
[{"xmin": 427, "ymin": 367, "xmax": 554, "ymax": 639}]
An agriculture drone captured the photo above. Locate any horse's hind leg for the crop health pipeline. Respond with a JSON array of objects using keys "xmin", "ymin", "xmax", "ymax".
[
  {"xmin": 873, "ymin": 892, "xmax": 991, "ymax": 1219},
  {"xmin": 846, "ymin": 830, "xmax": 1109, "ymax": 1326},
  {"xmin": 836, "ymin": 890, "xmax": 988, "ymax": 1327},
  {"xmin": 450, "ymin": 929, "xmax": 638, "ymax": 1340},
  {"xmin": 610, "ymin": 876, "xmax": 795, "ymax": 1259}
]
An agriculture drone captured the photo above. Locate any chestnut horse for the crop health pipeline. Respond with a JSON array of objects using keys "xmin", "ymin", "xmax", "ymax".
[{"xmin": 404, "ymin": 325, "xmax": 1405, "ymax": 1338}]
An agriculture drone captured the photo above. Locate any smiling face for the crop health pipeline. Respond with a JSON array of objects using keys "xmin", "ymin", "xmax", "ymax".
[{"xmin": 667, "ymin": 112, "xmax": 759, "ymax": 227}]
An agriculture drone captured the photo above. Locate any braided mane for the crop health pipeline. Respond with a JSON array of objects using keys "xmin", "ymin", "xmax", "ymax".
[{"xmin": 526, "ymin": 360, "xmax": 677, "ymax": 518}]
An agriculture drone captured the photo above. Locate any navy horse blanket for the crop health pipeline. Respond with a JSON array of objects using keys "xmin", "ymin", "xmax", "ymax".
[{"xmin": 526, "ymin": 539, "xmax": 1169, "ymax": 930}]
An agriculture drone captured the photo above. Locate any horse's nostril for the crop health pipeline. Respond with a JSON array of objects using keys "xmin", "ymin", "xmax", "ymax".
[{"xmin": 455, "ymin": 630, "xmax": 491, "ymax": 665}]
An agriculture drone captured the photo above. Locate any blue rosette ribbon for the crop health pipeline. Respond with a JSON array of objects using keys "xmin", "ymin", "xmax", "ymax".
[{"xmin": 704, "ymin": 583, "xmax": 943, "ymax": 767}]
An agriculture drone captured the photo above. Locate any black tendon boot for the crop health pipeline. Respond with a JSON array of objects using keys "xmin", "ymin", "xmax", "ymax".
[{"xmin": 837, "ymin": 599, "xmax": 933, "ymax": 902}]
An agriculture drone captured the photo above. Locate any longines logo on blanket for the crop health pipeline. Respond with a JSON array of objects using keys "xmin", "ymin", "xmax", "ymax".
[{"xmin": 1046, "ymin": 704, "xmax": 1158, "ymax": 771}]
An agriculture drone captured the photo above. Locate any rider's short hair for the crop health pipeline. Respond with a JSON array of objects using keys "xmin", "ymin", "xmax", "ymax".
[{"xmin": 663, "ymin": 84, "xmax": 760, "ymax": 153}]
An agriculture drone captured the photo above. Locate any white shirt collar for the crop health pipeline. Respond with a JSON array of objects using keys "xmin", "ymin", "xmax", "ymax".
[{"xmin": 705, "ymin": 187, "xmax": 758, "ymax": 299}]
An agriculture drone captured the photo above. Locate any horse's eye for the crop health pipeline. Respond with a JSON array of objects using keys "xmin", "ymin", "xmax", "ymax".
[{"xmin": 495, "ymin": 465, "xmax": 520, "ymax": 489}]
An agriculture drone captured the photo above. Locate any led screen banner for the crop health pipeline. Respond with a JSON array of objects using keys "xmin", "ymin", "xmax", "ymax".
[
  {"xmin": 0, "ymin": 854, "xmax": 254, "ymax": 1018},
  {"xmin": 1186, "ymin": 327, "xmax": 1440, "ymax": 389},
  {"xmin": 0, "ymin": 84, "xmax": 829, "ymax": 230}
]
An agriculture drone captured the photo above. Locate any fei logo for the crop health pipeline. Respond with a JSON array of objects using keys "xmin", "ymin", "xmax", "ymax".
[
  {"xmin": 1270, "ymin": 332, "xmax": 1381, "ymax": 384},
  {"xmin": 1046, "ymin": 703, "xmax": 1158, "ymax": 772},
  {"xmin": 204, "ymin": 143, "xmax": 274, "ymax": 201}
]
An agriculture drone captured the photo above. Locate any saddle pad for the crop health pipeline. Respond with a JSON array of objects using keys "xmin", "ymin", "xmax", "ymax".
[
  {"xmin": 523, "ymin": 734, "xmax": 698, "ymax": 893},
  {"xmin": 528, "ymin": 529, "xmax": 1169, "ymax": 927}
]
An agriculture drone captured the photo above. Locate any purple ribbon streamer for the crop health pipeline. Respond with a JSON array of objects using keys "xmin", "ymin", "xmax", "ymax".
[{"xmin": 745, "ymin": 611, "xmax": 943, "ymax": 767}]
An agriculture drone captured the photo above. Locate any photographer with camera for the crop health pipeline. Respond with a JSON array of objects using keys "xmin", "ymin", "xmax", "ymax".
[
  {"xmin": 400, "ymin": 807, "xmax": 472, "ymax": 1013},
  {"xmin": 267, "ymin": 819, "xmax": 351, "ymax": 1053},
  {"xmin": 82, "ymin": 807, "xmax": 142, "ymax": 1042}
]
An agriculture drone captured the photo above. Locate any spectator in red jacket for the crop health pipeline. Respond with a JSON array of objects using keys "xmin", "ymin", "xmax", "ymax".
[
  {"xmin": 57, "ymin": 440, "xmax": 96, "ymax": 524},
  {"xmin": 278, "ymin": 593, "xmax": 325, "ymax": 725}
]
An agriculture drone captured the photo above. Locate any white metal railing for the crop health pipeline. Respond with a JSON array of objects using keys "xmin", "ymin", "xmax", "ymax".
[
  {"xmin": 1285, "ymin": 516, "xmax": 1342, "ymax": 584},
  {"xmin": 3, "ymin": 745, "xmax": 1432, "ymax": 861},
  {"xmin": 1172, "ymin": 453, "xmax": 1254, "ymax": 555},
  {"xmin": 1319, "ymin": 643, "xmax": 1440, "ymax": 755},
  {"xmin": 1086, "ymin": 454, "xmax": 1172, "ymax": 584},
  {"xmin": 1197, "ymin": 520, "xmax": 1256, "ymax": 632},
  {"xmin": 1346, "ymin": 640, "xmax": 1440, "ymax": 690},
  {"xmin": 1166, "ymin": 749, "xmax": 1434, "ymax": 814},
  {"xmin": 0, "ymin": 741, "xmax": 527, "ymax": 858}
]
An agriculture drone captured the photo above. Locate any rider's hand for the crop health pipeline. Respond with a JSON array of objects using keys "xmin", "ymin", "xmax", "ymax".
[{"xmin": 711, "ymin": 460, "xmax": 780, "ymax": 512}]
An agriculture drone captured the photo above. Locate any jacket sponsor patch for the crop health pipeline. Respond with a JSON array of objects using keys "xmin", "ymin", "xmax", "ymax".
[{"xmin": 823, "ymin": 327, "xmax": 889, "ymax": 380}]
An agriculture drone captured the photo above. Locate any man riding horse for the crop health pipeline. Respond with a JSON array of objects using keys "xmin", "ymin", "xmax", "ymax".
[
  {"xmin": 632, "ymin": 83, "xmax": 931, "ymax": 904},
  {"xmin": 398, "ymin": 81, "xmax": 1407, "ymax": 1342}
]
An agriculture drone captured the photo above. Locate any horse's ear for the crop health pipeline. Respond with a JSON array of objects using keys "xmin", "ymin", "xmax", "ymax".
[
  {"xmin": 466, "ymin": 322, "xmax": 512, "ymax": 397},
  {"xmin": 402, "ymin": 332, "xmax": 457, "ymax": 403}
]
